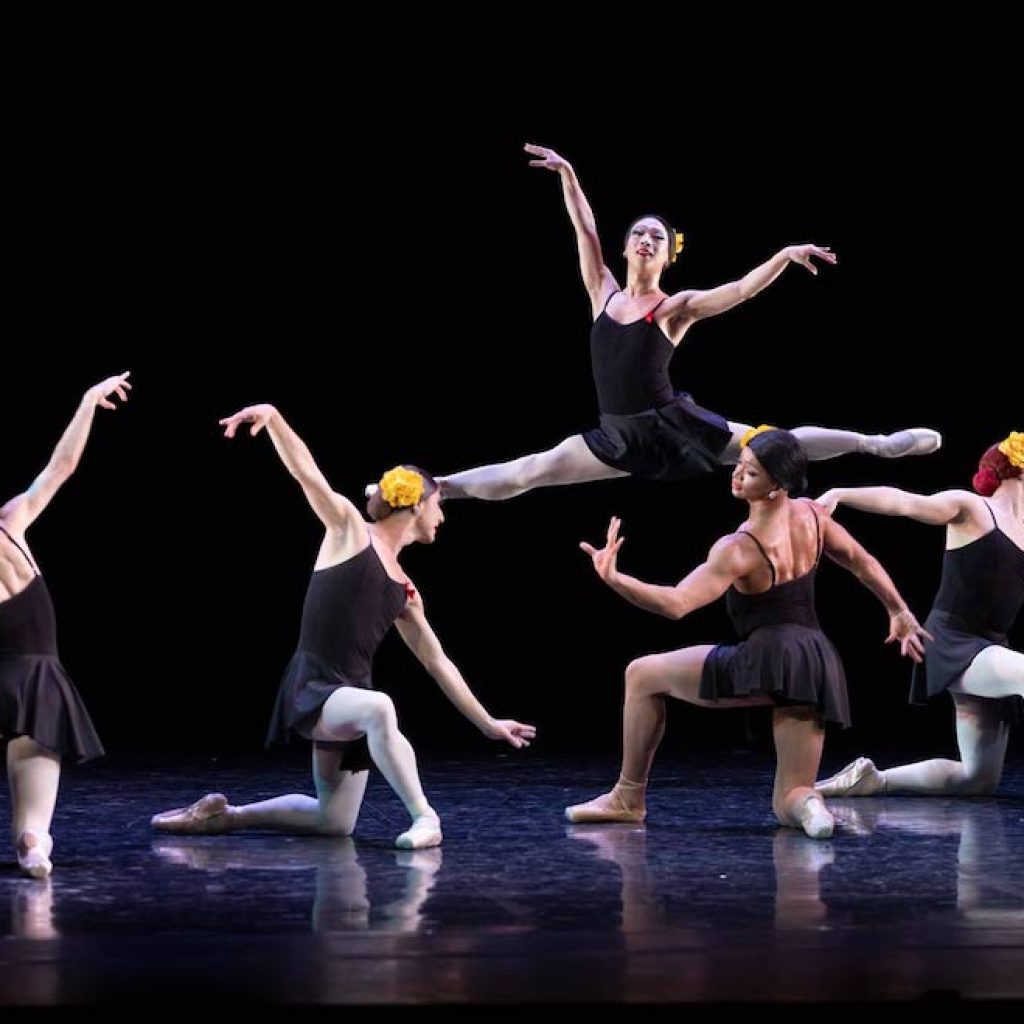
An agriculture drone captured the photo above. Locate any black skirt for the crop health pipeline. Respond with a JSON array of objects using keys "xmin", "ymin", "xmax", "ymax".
[
  {"xmin": 910, "ymin": 609, "xmax": 1021, "ymax": 725},
  {"xmin": 700, "ymin": 624, "xmax": 852, "ymax": 728},
  {"xmin": 265, "ymin": 649, "xmax": 373, "ymax": 772},
  {"xmin": 582, "ymin": 392, "xmax": 733, "ymax": 481},
  {"xmin": 0, "ymin": 654, "xmax": 105, "ymax": 762}
]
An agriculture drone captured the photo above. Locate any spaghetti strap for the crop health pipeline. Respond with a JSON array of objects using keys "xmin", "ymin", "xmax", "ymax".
[
  {"xmin": 601, "ymin": 289, "xmax": 620, "ymax": 312},
  {"xmin": 981, "ymin": 499, "xmax": 999, "ymax": 529},
  {"xmin": 810, "ymin": 505, "xmax": 823, "ymax": 565},
  {"xmin": 736, "ymin": 529, "xmax": 776, "ymax": 588},
  {"xmin": 0, "ymin": 524, "xmax": 40, "ymax": 576}
]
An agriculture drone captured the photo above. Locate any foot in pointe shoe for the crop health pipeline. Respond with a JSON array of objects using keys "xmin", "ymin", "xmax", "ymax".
[
  {"xmin": 815, "ymin": 757, "xmax": 885, "ymax": 798},
  {"xmin": 395, "ymin": 812, "xmax": 443, "ymax": 850},
  {"xmin": 16, "ymin": 831, "xmax": 53, "ymax": 880},
  {"xmin": 150, "ymin": 793, "xmax": 234, "ymax": 834},
  {"xmin": 798, "ymin": 795, "xmax": 835, "ymax": 840},
  {"xmin": 565, "ymin": 787, "xmax": 646, "ymax": 825},
  {"xmin": 866, "ymin": 428, "xmax": 942, "ymax": 458}
]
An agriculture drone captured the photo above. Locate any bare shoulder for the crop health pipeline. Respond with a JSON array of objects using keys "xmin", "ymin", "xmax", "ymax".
[{"xmin": 709, "ymin": 531, "xmax": 763, "ymax": 572}]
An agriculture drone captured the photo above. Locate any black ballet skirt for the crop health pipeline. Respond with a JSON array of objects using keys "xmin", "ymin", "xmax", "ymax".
[
  {"xmin": 699, "ymin": 525, "xmax": 851, "ymax": 727},
  {"xmin": 0, "ymin": 574, "xmax": 105, "ymax": 762},
  {"xmin": 265, "ymin": 542, "xmax": 409, "ymax": 772},
  {"xmin": 909, "ymin": 503, "xmax": 1024, "ymax": 724},
  {"xmin": 581, "ymin": 296, "xmax": 733, "ymax": 481}
]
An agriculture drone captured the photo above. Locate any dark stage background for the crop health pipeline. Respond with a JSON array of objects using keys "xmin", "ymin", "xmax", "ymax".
[{"xmin": 3, "ymin": 75, "xmax": 1018, "ymax": 770}]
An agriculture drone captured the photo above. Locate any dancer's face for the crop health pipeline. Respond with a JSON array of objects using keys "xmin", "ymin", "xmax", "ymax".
[
  {"xmin": 413, "ymin": 490, "xmax": 445, "ymax": 544},
  {"xmin": 625, "ymin": 218, "xmax": 670, "ymax": 271},
  {"xmin": 731, "ymin": 447, "xmax": 777, "ymax": 502}
]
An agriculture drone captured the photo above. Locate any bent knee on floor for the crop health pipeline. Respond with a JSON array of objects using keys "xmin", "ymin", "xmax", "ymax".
[{"xmin": 956, "ymin": 772, "xmax": 1001, "ymax": 796}]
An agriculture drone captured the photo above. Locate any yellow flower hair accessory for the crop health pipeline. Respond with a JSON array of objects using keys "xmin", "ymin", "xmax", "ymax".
[
  {"xmin": 740, "ymin": 424, "xmax": 777, "ymax": 448},
  {"xmin": 378, "ymin": 466, "xmax": 424, "ymax": 509},
  {"xmin": 674, "ymin": 231, "xmax": 684, "ymax": 257},
  {"xmin": 997, "ymin": 431, "xmax": 1024, "ymax": 469}
]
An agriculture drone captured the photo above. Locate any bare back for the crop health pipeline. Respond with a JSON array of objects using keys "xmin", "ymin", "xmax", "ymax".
[{"xmin": 732, "ymin": 499, "xmax": 822, "ymax": 597}]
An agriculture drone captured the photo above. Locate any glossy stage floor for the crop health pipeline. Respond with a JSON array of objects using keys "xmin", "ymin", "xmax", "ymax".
[{"xmin": 1, "ymin": 739, "xmax": 1023, "ymax": 1017}]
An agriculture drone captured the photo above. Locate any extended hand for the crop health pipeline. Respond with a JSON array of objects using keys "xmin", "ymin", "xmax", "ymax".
[
  {"xmin": 219, "ymin": 404, "xmax": 276, "ymax": 438},
  {"xmin": 885, "ymin": 608, "xmax": 933, "ymax": 663},
  {"xmin": 485, "ymin": 719, "xmax": 537, "ymax": 750},
  {"xmin": 785, "ymin": 244, "xmax": 837, "ymax": 275},
  {"xmin": 580, "ymin": 515, "xmax": 625, "ymax": 583},
  {"xmin": 88, "ymin": 371, "xmax": 132, "ymax": 410},
  {"xmin": 524, "ymin": 142, "xmax": 570, "ymax": 173}
]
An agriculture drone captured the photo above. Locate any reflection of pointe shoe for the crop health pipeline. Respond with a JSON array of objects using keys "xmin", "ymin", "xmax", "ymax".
[
  {"xmin": 815, "ymin": 757, "xmax": 885, "ymax": 798},
  {"xmin": 826, "ymin": 801, "xmax": 878, "ymax": 836},
  {"xmin": 151, "ymin": 839, "xmax": 222, "ymax": 870},
  {"xmin": 565, "ymin": 823, "xmax": 646, "ymax": 863},
  {"xmin": 395, "ymin": 813, "xmax": 442, "ymax": 850},
  {"xmin": 151, "ymin": 793, "xmax": 232, "ymax": 834},
  {"xmin": 565, "ymin": 790, "xmax": 646, "ymax": 825},
  {"xmin": 869, "ymin": 428, "xmax": 942, "ymax": 458},
  {"xmin": 799, "ymin": 795, "xmax": 835, "ymax": 840},
  {"xmin": 16, "ymin": 832, "xmax": 53, "ymax": 880},
  {"xmin": 12, "ymin": 879, "xmax": 59, "ymax": 940},
  {"xmin": 395, "ymin": 846, "xmax": 443, "ymax": 871},
  {"xmin": 773, "ymin": 830, "xmax": 836, "ymax": 872}
]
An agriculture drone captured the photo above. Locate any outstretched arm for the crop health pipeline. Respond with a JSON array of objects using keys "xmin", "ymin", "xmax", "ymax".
[
  {"xmin": 580, "ymin": 516, "xmax": 754, "ymax": 620},
  {"xmin": 661, "ymin": 244, "xmax": 836, "ymax": 325},
  {"xmin": 218, "ymin": 404, "xmax": 361, "ymax": 534},
  {"xmin": 815, "ymin": 486, "xmax": 971, "ymax": 527},
  {"xmin": 1, "ymin": 372, "xmax": 132, "ymax": 533},
  {"xmin": 819, "ymin": 513, "xmax": 931, "ymax": 661},
  {"xmin": 394, "ymin": 591, "xmax": 536, "ymax": 749},
  {"xmin": 524, "ymin": 143, "xmax": 617, "ymax": 313}
]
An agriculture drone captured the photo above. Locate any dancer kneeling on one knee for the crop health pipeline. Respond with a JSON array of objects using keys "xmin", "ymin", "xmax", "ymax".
[
  {"xmin": 152, "ymin": 404, "xmax": 535, "ymax": 850},
  {"xmin": 815, "ymin": 431, "xmax": 1024, "ymax": 800},
  {"xmin": 565, "ymin": 427, "xmax": 930, "ymax": 840}
]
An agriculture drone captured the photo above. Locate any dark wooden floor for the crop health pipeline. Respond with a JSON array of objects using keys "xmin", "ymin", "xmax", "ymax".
[{"xmin": 2, "ymin": 743, "xmax": 1023, "ymax": 1016}]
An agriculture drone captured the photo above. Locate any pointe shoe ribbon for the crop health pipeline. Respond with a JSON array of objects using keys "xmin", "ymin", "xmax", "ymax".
[{"xmin": 565, "ymin": 780, "xmax": 647, "ymax": 825}]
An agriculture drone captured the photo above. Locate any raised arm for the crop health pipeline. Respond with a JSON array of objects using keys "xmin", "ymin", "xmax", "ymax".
[
  {"xmin": 580, "ymin": 516, "xmax": 755, "ymax": 620},
  {"xmin": 814, "ymin": 486, "xmax": 972, "ymax": 527},
  {"xmin": 218, "ymin": 404, "xmax": 361, "ymax": 535},
  {"xmin": 524, "ymin": 143, "xmax": 617, "ymax": 313},
  {"xmin": 393, "ymin": 590, "xmax": 536, "ymax": 749},
  {"xmin": 661, "ymin": 244, "xmax": 836, "ymax": 325},
  {"xmin": 0, "ymin": 372, "xmax": 132, "ymax": 533},
  {"xmin": 819, "ymin": 512, "xmax": 931, "ymax": 661}
]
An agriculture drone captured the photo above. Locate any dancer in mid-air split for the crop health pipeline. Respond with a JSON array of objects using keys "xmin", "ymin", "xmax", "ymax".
[
  {"xmin": 564, "ymin": 428, "xmax": 930, "ymax": 840},
  {"xmin": 431, "ymin": 144, "xmax": 941, "ymax": 503},
  {"xmin": 815, "ymin": 431, "xmax": 1023, "ymax": 799},
  {"xmin": 152, "ymin": 403, "xmax": 535, "ymax": 850}
]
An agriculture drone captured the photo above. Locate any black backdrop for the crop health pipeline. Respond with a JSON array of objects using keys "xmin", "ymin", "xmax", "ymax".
[{"xmin": 3, "ymin": 68, "xmax": 1018, "ymax": 766}]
